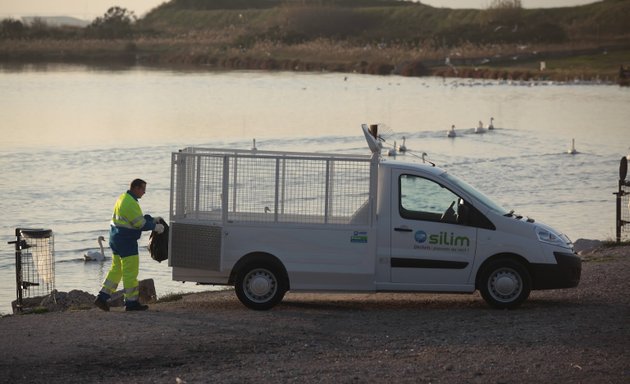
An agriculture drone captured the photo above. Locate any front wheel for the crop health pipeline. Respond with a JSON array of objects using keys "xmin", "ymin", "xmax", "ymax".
[
  {"xmin": 235, "ymin": 263, "xmax": 287, "ymax": 310},
  {"xmin": 479, "ymin": 259, "xmax": 531, "ymax": 309}
]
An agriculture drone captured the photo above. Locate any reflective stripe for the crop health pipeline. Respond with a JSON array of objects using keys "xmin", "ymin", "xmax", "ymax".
[
  {"xmin": 100, "ymin": 254, "xmax": 122, "ymax": 294},
  {"xmin": 111, "ymin": 192, "xmax": 145, "ymax": 230},
  {"xmin": 124, "ymin": 286, "xmax": 139, "ymax": 300},
  {"xmin": 102, "ymin": 279, "xmax": 118, "ymax": 293},
  {"xmin": 121, "ymin": 255, "xmax": 140, "ymax": 301},
  {"xmin": 111, "ymin": 214, "xmax": 146, "ymax": 229}
]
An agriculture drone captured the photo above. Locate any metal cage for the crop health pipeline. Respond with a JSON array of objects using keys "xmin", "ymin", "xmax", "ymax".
[
  {"xmin": 171, "ymin": 148, "xmax": 375, "ymax": 226},
  {"xmin": 8, "ymin": 228, "xmax": 55, "ymax": 312},
  {"xmin": 615, "ymin": 156, "xmax": 630, "ymax": 242}
]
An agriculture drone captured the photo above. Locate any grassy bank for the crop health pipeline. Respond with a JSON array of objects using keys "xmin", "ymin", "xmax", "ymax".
[
  {"xmin": 2, "ymin": 37, "xmax": 628, "ymax": 82},
  {"xmin": 1, "ymin": 0, "xmax": 629, "ymax": 82}
]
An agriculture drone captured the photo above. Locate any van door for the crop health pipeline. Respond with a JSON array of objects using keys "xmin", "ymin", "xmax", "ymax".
[{"xmin": 390, "ymin": 171, "xmax": 477, "ymax": 287}]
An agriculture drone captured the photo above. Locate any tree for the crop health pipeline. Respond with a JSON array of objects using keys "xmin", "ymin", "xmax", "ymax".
[
  {"xmin": 0, "ymin": 18, "xmax": 25, "ymax": 39},
  {"xmin": 489, "ymin": 0, "xmax": 522, "ymax": 8},
  {"xmin": 86, "ymin": 6, "xmax": 136, "ymax": 38},
  {"xmin": 485, "ymin": 0, "xmax": 523, "ymax": 30}
]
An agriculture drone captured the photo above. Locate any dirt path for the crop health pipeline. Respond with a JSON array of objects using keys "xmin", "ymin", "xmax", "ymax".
[{"xmin": 1, "ymin": 250, "xmax": 628, "ymax": 384}]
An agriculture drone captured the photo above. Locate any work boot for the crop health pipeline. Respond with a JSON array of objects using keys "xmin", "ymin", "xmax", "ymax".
[
  {"xmin": 94, "ymin": 297, "xmax": 110, "ymax": 312},
  {"xmin": 125, "ymin": 301, "xmax": 149, "ymax": 311}
]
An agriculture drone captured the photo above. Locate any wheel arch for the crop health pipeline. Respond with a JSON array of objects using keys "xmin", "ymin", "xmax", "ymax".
[
  {"xmin": 475, "ymin": 252, "xmax": 531, "ymax": 289},
  {"xmin": 228, "ymin": 252, "xmax": 290, "ymax": 290}
]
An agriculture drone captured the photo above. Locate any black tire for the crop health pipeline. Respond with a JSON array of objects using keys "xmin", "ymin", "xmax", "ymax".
[
  {"xmin": 479, "ymin": 258, "xmax": 531, "ymax": 309},
  {"xmin": 235, "ymin": 262, "xmax": 287, "ymax": 310}
]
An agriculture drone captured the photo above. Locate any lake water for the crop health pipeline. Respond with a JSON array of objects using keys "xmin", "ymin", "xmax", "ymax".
[{"xmin": 1, "ymin": 64, "xmax": 629, "ymax": 315}]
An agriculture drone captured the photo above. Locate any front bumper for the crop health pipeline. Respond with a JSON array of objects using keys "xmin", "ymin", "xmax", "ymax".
[{"xmin": 530, "ymin": 252, "xmax": 581, "ymax": 290}]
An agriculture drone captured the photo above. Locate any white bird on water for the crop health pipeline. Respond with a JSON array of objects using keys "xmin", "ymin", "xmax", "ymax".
[
  {"xmin": 387, "ymin": 141, "xmax": 397, "ymax": 157},
  {"xmin": 84, "ymin": 236, "xmax": 106, "ymax": 261},
  {"xmin": 567, "ymin": 138, "xmax": 578, "ymax": 155},
  {"xmin": 447, "ymin": 125, "xmax": 457, "ymax": 138},
  {"xmin": 488, "ymin": 117, "xmax": 495, "ymax": 130},
  {"xmin": 474, "ymin": 120, "xmax": 486, "ymax": 134}
]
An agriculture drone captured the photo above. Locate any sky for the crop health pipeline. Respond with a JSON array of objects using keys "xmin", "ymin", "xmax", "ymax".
[{"xmin": 0, "ymin": 0, "xmax": 602, "ymax": 20}]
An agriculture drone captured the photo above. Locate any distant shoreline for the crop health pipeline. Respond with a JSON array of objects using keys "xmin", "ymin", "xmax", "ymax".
[{"xmin": 1, "ymin": 39, "xmax": 628, "ymax": 84}]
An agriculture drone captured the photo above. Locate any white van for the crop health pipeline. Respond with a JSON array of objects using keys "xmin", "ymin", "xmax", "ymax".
[{"xmin": 168, "ymin": 124, "xmax": 580, "ymax": 310}]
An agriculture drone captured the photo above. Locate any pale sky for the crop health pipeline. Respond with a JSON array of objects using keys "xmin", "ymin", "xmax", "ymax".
[{"xmin": 0, "ymin": 0, "xmax": 602, "ymax": 20}]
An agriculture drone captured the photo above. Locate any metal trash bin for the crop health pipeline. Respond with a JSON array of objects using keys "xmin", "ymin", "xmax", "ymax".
[{"xmin": 8, "ymin": 228, "xmax": 55, "ymax": 313}]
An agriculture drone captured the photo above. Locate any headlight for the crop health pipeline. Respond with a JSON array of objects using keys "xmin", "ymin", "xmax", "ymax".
[{"xmin": 536, "ymin": 227, "xmax": 565, "ymax": 246}]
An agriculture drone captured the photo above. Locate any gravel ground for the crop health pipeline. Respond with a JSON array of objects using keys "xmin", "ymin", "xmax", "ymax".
[{"xmin": 0, "ymin": 247, "xmax": 628, "ymax": 384}]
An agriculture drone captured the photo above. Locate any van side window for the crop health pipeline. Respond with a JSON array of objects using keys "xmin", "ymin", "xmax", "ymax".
[{"xmin": 399, "ymin": 174, "xmax": 460, "ymax": 223}]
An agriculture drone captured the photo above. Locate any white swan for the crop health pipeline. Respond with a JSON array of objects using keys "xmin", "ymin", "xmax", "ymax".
[
  {"xmin": 447, "ymin": 125, "xmax": 457, "ymax": 138},
  {"xmin": 387, "ymin": 141, "xmax": 397, "ymax": 157},
  {"xmin": 488, "ymin": 117, "xmax": 495, "ymax": 130},
  {"xmin": 398, "ymin": 137, "xmax": 407, "ymax": 153},
  {"xmin": 474, "ymin": 120, "xmax": 486, "ymax": 134},
  {"xmin": 567, "ymin": 138, "xmax": 578, "ymax": 155},
  {"xmin": 84, "ymin": 236, "xmax": 106, "ymax": 261}
]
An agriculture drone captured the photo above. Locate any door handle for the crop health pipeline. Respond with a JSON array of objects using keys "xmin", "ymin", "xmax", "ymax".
[{"xmin": 394, "ymin": 227, "xmax": 413, "ymax": 232}]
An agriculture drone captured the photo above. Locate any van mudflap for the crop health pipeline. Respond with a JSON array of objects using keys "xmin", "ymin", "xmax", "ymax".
[{"xmin": 530, "ymin": 252, "xmax": 581, "ymax": 290}]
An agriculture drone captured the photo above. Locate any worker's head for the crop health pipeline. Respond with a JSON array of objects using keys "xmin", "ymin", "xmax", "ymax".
[{"xmin": 130, "ymin": 178, "xmax": 147, "ymax": 199}]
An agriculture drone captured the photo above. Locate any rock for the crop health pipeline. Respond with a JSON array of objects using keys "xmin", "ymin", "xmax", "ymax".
[
  {"xmin": 10, "ymin": 279, "xmax": 157, "ymax": 314},
  {"xmin": 11, "ymin": 296, "xmax": 45, "ymax": 314},
  {"xmin": 40, "ymin": 289, "xmax": 96, "ymax": 312},
  {"xmin": 573, "ymin": 238, "xmax": 602, "ymax": 254},
  {"xmin": 108, "ymin": 278, "xmax": 157, "ymax": 307}
]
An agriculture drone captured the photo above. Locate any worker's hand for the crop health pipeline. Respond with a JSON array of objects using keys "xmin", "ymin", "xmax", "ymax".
[{"xmin": 154, "ymin": 224, "xmax": 165, "ymax": 234}]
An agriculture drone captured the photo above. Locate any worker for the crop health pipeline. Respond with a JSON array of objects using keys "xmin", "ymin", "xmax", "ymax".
[{"xmin": 94, "ymin": 178, "xmax": 164, "ymax": 311}]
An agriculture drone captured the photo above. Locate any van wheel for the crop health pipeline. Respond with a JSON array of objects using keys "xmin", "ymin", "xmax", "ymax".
[
  {"xmin": 235, "ymin": 263, "xmax": 287, "ymax": 310},
  {"xmin": 479, "ymin": 259, "xmax": 531, "ymax": 309}
]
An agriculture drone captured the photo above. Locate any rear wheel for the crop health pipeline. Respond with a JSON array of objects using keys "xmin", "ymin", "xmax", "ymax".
[
  {"xmin": 479, "ymin": 259, "xmax": 531, "ymax": 309},
  {"xmin": 235, "ymin": 263, "xmax": 287, "ymax": 310}
]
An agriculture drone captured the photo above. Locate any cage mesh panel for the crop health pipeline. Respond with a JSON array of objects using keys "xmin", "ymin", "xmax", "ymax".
[
  {"xmin": 170, "ymin": 223, "xmax": 222, "ymax": 270},
  {"xmin": 19, "ymin": 229, "xmax": 55, "ymax": 298},
  {"xmin": 622, "ymin": 184, "xmax": 630, "ymax": 239},
  {"xmin": 228, "ymin": 156, "xmax": 278, "ymax": 222},
  {"xmin": 197, "ymin": 156, "xmax": 224, "ymax": 217},
  {"xmin": 172, "ymin": 150, "xmax": 372, "ymax": 225},
  {"xmin": 278, "ymin": 159, "xmax": 328, "ymax": 223},
  {"xmin": 330, "ymin": 160, "xmax": 372, "ymax": 218}
]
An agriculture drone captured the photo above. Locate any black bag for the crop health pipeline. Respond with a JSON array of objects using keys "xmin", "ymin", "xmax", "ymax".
[{"xmin": 148, "ymin": 218, "xmax": 169, "ymax": 263}]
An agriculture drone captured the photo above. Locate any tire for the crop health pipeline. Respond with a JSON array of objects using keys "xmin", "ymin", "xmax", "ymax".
[
  {"xmin": 479, "ymin": 259, "xmax": 531, "ymax": 309},
  {"xmin": 235, "ymin": 262, "xmax": 287, "ymax": 310}
]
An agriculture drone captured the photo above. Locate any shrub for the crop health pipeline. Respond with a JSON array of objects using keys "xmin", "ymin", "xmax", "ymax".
[
  {"xmin": 86, "ymin": 6, "xmax": 137, "ymax": 39},
  {"xmin": 0, "ymin": 18, "xmax": 25, "ymax": 39}
]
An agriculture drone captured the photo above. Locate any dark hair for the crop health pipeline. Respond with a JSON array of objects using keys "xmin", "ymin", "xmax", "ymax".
[{"xmin": 130, "ymin": 179, "xmax": 147, "ymax": 190}]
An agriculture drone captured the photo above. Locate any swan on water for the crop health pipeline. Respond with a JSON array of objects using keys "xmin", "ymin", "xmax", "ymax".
[
  {"xmin": 251, "ymin": 138, "xmax": 257, "ymax": 151},
  {"xmin": 447, "ymin": 125, "xmax": 457, "ymax": 138},
  {"xmin": 84, "ymin": 236, "xmax": 106, "ymax": 261},
  {"xmin": 398, "ymin": 137, "xmax": 407, "ymax": 153},
  {"xmin": 387, "ymin": 141, "xmax": 397, "ymax": 157},
  {"xmin": 474, "ymin": 120, "xmax": 486, "ymax": 134},
  {"xmin": 567, "ymin": 138, "xmax": 577, "ymax": 155},
  {"xmin": 488, "ymin": 117, "xmax": 495, "ymax": 130}
]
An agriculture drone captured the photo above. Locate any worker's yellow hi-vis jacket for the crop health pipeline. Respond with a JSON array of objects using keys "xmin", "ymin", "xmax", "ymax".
[{"xmin": 109, "ymin": 191, "xmax": 157, "ymax": 257}]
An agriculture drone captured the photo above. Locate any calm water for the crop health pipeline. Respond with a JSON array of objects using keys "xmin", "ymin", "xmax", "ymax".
[{"xmin": 1, "ymin": 64, "xmax": 629, "ymax": 315}]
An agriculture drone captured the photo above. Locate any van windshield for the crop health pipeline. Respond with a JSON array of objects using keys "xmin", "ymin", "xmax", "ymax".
[{"xmin": 440, "ymin": 172, "xmax": 508, "ymax": 215}]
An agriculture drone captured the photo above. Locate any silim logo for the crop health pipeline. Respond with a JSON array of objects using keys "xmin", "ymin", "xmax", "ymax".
[
  {"xmin": 414, "ymin": 230, "xmax": 427, "ymax": 243},
  {"xmin": 415, "ymin": 230, "xmax": 470, "ymax": 247}
]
